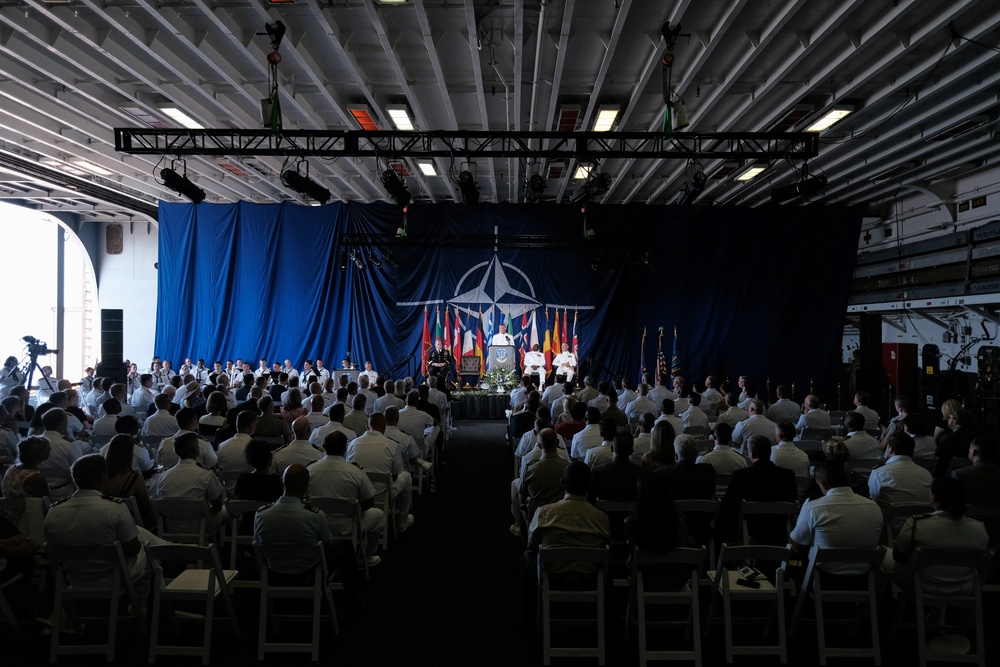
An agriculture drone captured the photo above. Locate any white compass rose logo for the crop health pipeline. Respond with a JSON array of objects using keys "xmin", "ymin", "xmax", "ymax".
[{"xmin": 449, "ymin": 255, "xmax": 540, "ymax": 313}]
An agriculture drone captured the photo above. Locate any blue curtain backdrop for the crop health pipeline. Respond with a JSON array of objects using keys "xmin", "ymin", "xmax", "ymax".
[{"xmin": 157, "ymin": 200, "xmax": 861, "ymax": 397}]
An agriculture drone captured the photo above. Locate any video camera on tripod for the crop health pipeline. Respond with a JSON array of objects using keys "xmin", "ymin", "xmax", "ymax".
[{"xmin": 22, "ymin": 335, "xmax": 58, "ymax": 357}]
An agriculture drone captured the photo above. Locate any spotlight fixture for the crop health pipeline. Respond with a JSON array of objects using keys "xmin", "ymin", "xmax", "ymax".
[
  {"xmin": 280, "ymin": 163, "xmax": 330, "ymax": 205},
  {"xmin": 160, "ymin": 163, "xmax": 205, "ymax": 203},
  {"xmin": 458, "ymin": 170, "xmax": 479, "ymax": 206},
  {"xmin": 524, "ymin": 173, "xmax": 545, "ymax": 203},
  {"xmin": 673, "ymin": 170, "xmax": 706, "ymax": 206},
  {"xmin": 368, "ymin": 250, "xmax": 383, "ymax": 269},
  {"xmin": 570, "ymin": 172, "xmax": 612, "ymax": 205},
  {"xmin": 350, "ymin": 250, "xmax": 366, "ymax": 270},
  {"xmin": 382, "ymin": 250, "xmax": 400, "ymax": 269},
  {"xmin": 382, "ymin": 168, "xmax": 411, "ymax": 207},
  {"xmin": 770, "ymin": 175, "xmax": 827, "ymax": 204}
]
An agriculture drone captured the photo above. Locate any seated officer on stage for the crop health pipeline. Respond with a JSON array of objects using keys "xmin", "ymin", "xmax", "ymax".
[{"xmin": 427, "ymin": 339, "xmax": 452, "ymax": 399}]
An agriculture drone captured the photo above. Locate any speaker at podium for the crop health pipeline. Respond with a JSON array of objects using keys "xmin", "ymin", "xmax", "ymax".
[{"xmin": 488, "ymin": 345, "xmax": 517, "ymax": 371}]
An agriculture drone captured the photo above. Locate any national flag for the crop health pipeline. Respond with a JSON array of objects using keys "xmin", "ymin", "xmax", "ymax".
[
  {"xmin": 475, "ymin": 307, "xmax": 485, "ymax": 378},
  {"xmin": 572, "ymin": 310, "xmax": 578, "ymax": 355},
  {"xmin": 443, "ymin": 308, "xmax": 451, "ymax": 353},
  {"xmin": 434, "ymin": 307, "xmax": 443, "ymax": 344},
  {"xmin": 543, "ymin": 309, "xmax": 552, "ymax": 375},
  {"xmin": 639, "ymin": 326, "xmax": 647, "ymax": 378},
  {"xmin": 529, "ymin": 309, "xmax": 540, "ymax": 350},
  {"xmin": 486, "ymin": 307, "xmax": 494, "ymax": 343},
  {"xmin": 452, "ymin": 307, "xmax": 463, "ymax": 366},
  {"xmin": 505, "ymin": 308, "xmax": 513, "ymax": 337},
  {"xmin": 657, "ymin": 326, "xmax": 669, "ymax": 381},
  {"xmin": 562, "ymin": 309, "xmax": 568, "ymax": 346},
  {"xmin": 671, "ymin": 325, "xmax": 681, "ymax": 380},
  {"xmin": 463, "ymin": 318, "xmax": 475, "ymax": 357},
  {"xmin": 552, "ymin": 308, "xmax": 561, "ymax": 358},
  {"xmin": 521, "ymin": 307, "xmax": 529, "ymax": 368},
  {"xmin": 420, "ymin": 307, "xmax": 431, "ymax": 376}
]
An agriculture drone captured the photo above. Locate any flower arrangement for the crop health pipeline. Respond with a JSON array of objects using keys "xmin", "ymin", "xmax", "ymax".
[{"xmin": 481, "ymin": 367, "xmax": 520, "ymax": 391}]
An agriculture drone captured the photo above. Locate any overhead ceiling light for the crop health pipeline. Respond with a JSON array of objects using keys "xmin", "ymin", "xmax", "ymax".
[
  {"xmin": 41, "ymin": 159, "xmax": 88, "ymax": 177},
  {"xmin": 872, "ymin": 161, "xmax": 920, "ymax": 182},
  {"xmin": 546, "ymin": 161, "xmax": 566, "ymax": 179},
  {"xmin": 378, "ymin": 0, "xmax": 408, "ymax": 4},
  {"xmin": 556, "ymin": 105, "xmax": 581, "ymax": 132},
  {"xmin": 734, "ymin": 164, "xmax": 767, "ymax": 182},
  {"xmin": 926, "ymin": 115, "xmax": 989, "ymax": 141},
  {"xmin": 267, "ymin": 0, "xmax": 296, "ymax": 4},
  {"xmin": 387, "ymin": 105, "xmax": 414, "ymax": 131},
  {"xmin": 805, "ymin": 104, "xmax": 854, "ymax": 133},
  {"xmin": 926, "ymin": 162, "xmax": 979, "ymax": 182},
  {"xmin": 119, "ymin": 106, "xmax": 170, "ymax": 129},
  {"xmin": 216, "ymin": 160, "xmax": 248, "ymax": 178},
  {"xmin": 388, "ymin": 161, "xmax": 410, "ymax": 178},
  {"xmin": 348, "ymin": 105, "xmax": 379, "ymax": 131},
  {"xmin": 159, "ymin": 106, "xmax": 204, "ymax": 130},
  {"xmin": 711, "ymin": 161, "xmax": 741, "ymax": 179},
  {"xmin": 281, "ymin": 165, "xmax": 331, "ymax": 205},
  {"xmin": 160, "ymin": 167, "xmax": 206, "ymax": 203},
  {"xmin": 71, "ymin": 159, "xmax": 115, "ymax": 177},
  {"xmin": 573, "ymin": 165, "xmax": 592, "ymax": 180},
  {"xmin": 417, "ymin": 161, "xmax": 438, "ymax": 176},
  {"xmin": 769, "ymin": 104, "xmax": 815, "ymax": 132},
  {"xmin": 592, "ymin": 105, "xmax": 619, "ymax": 132}
]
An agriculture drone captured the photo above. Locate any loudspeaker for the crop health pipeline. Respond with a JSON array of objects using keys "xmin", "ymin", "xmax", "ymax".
[
  {"xmin": 99, "ymin": 309, "xmax": 125, "ymax": 384},
  {"xmin": 857, "ymin": 313, "xmax": 883, "ymax": 372}
]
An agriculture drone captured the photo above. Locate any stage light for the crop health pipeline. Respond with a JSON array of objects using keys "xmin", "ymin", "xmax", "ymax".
[
  {"xmin": 524, "ymin": 173, "xmax": 545, "ymax": 203},
  {"xmin": 281, "ymin": 167, "xmax": 331, "ymax": 205},
  {"xmin": 570, "ymin": 172, "xmax": 612, "ymax": 204},
  {"xmin": 383, "ymin": 251, "xmax": 400, "ymax": 269},
  {"xmin": 350, "ymin": 250, "xmax": 366, "ymax": 270},
  {"xmin": 805, "ymin": 104, "xmax": 854, "ymax": 133},
  {"xmin": 458, "ymin": 170, "xmax": 479, "ymax": 206},
  {"xmin": 368, "ymin": 250, "xmax": 383, "ymax": 269},
  {"xmin": 160, "ymin": 167, "xmax": 205, "ymax": 203},
  {"xmin": 339, "ymin": 250, "xmax": 348, "ymax": 271},
  {"xmin": 673, "ymin": 170, "xmax": 706, "ymax": 205},
  {"xmin": 382, "ymin": 168, "xmax": 411, "ymax": 207},
  {"xmin": 770, "ymin": 175, "xmax": 827, "ymax": 203}
]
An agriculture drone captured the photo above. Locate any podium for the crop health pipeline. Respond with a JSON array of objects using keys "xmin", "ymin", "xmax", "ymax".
[
  {"xmin": 333, "ymin": 369, "xmax": 355, "ymax": 385},
  {"xmin": 488, "ymin": 345, "xmax": 517, "ymax": 371}
]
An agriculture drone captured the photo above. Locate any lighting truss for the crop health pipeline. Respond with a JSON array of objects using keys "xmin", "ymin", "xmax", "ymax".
[{"xmin": 115, "ymin": 129, "xmax": 819, "ymax": 161}]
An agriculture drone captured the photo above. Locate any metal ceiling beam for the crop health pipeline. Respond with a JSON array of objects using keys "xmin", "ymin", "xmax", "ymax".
[
  {"xmin": 906, "ymin": 308, "xmax": 952, "ymax": 330},
  {"xmin": 115, "ymin": 129, "xmax": 818, "ymax": 160}
]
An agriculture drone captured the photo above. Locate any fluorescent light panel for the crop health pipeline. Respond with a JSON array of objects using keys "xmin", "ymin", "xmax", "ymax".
[
  {"xmin": 557, "ymin": 105, "xmax": 581, "ymax": 132},
  {"xmin": 389, "ymin": 161, "xmax": 410, "ymax": 178},
  {"xmin": 546, "ymin": 162, "xmax": 566, "ymax": 179},
  {"xmin": 592, "ymin": 106, "xmax": 619, "ymax": 132},
  {"xmin": 386, "ymin": 105, "xmax": 414, "ymax": 131},
  {"xmin": 417, "ymin": 162, "xmax": 437, "ymax": 176},
  {"xmin": 41, "ymin": 159, "xmax": 88, "ymax": 177},
  {"xmin": 70, "ymin": 159, "xmax": 115, "ymax": 177},
  {"xmin": 120, "ymin": 106, "xmax": 169, "ymax": 129},
  {"xmin": 805, "ymin": 105, "xmax": 854, "ymax": 133},
  {"xmin": 927, "ymin": 116, "xmax": 989, "ymax": 141},
  {"xmin": 160, "ymin": 107, "xmax": 204, "ymax": 130},
  {"xmin": 770, "ymin": 104, "xmax": 814, "ymax": 132},
  {"xmin": 735, "ymin": 165, "xmax": 767, "ymax": 182},
  {"xmin": 348, "ymin": 105, "xmax": 379, "ymax": 131}
]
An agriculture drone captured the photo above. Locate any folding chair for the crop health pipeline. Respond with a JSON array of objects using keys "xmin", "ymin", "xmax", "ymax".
[
  {"xmin": 152, "ymin": 498, "xmax": 220, "ymax": 546},
  {"xmin": 308, "ymin": 497, "xmax": 369, "ymax": 579},
  {"xmin": 674, "ymin": 498, "xmax": 720, "ymax": 572},
  {"xmin": 254, "ymin": 542, "xmax": 338, "ymax": 660},
  {"xmin": 146, "ymin": 543, "xmax": 240, "ymax": 664},
  {"xmin": 625, "ymin": 546, "xmax": 705, "ymax": 667},
  {"xmin": 89, "ymin": 433, "xmax": 113, "ymax": 450},
  {"xmin": 141, "ymin": 435, "xmax": 163, "ymax": 460},
  {"xmin": 801, "ymin": 428, "xmax": 834, "ymax": 441},
  {"xmin": 738, "ymin": 500, "xmax": 797, "ymax": 546},
  {"xmin": 706, "ymin": 543, "xmax": 791, "ymax": 663},
  {"xmin": 892, "ymin": 548, "xmax": 993, "ymax": 667},
  {"xmin": 256, "ymin": 435, "xmax": 284, "ymax": 449},
  {"xmin": 683, "ymin": 425, "xmax": 709, "ymax": 437},
  {"xmin": 795, "ymin": 439, "xmax": 823, "ymax": 453},
  {"xmin": 595, "ymin": 499, "xmax": 635, "ymax": 587},
  {"xmin": 0, "ymin": 573, "xmax": 22, "ymax": 630},
  {"xmin": 365, "ymin": 471, "xmax": 396, "ymax": 550},
  {"xmin": 882, "ymin": 503, "xmax": 933, "ymax": 547},
  {"xmin": 223, "ymin": 499, "xmax": 265, "ymax": 588},
  {"xmin": 537, "ymin": 545, "xmax": 610, "ymax": 666},
  {"xmin": 789, "ymin": 545, "xmax": 884, "ymax": 665},
  {"xmin": 45, "ymin": 540, "xmax": 147, "ymax": 663}
]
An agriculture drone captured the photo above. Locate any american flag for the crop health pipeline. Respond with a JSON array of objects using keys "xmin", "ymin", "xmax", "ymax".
[{"xmin": 657, "ymin": 326, "xmax": 669, "ymax": 380}]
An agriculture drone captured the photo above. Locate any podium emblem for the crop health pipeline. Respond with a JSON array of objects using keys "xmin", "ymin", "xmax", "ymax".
[{"xmin": 497, "ymin": 349, "xmax": 510, "ymax": 363}]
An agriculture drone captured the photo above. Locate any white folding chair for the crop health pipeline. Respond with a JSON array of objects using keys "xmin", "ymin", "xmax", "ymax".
[{"xmin": 537, "ymin": 545, "xmax": 610, "ymax": 666}]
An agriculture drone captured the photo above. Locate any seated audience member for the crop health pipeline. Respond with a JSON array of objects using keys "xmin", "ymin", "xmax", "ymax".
[
  {"xmin": 101, "ymin": 434, "xmax": 153, "ymax": 527},
  {"xmin": 718, "ymin": 435, "xmax": 798, "ymax": 545},
  {"xmin": 555, "ymin": 401, "xmax": 587, "ymax": 442},
  {"xmin": 347, "ymin": 413, "xmax": 414, "ymax": 533},
  {"xmin": 36, "ymin": 409, "xmax": 87, "ymax": 500},
  {"xmin": 790, "ymin": 461, "xmax": 883, "ymax": 583},
  {"xmin": 600, "ymin": 384, "xmax": 628, "ymax": 431},
  {"xmin": 624, "ymin": 383, "xmax": 657, "ymax": 426},
  {"xmin": 804, "ymin": 438, "xmax": 868, "ymax": 500},
  {"xmin": 253, "ymin": 463, "xmax": 362, "ymax": 614},
  {"xmin": 92, "ymin": 398, "xmax": 123, "ymax": 439},
  {"xmin": 935, "ymin": 408, "xmax": 976, "ymax": 477},
  {"xmin": 952, "ymin": 436, "xmax": 1000, "ymax": 506},
  {"xmin": 880, "ymin": 396, "xmax": 914, "ymax": 446},
  {"xmin": 130, "ymin": 373, "xmax": 158, "ymax": 416},
  {"xmin": 344, "ymin": 394, "xmax": 369, "ymax": 437},
  {"xmin": 269, "ymin": 416, "xmax": 320, "ymax": 475},
  {"xmin": 153, "ymin": 432, "xmax": 227, "ymax": 532},
  {"xmin": 766, "ymin": 385, "xmax": 801, "ymax": 423},
  {"xmin": 842, "ymin": 412, "xmax": 882, "ymax": 461},
  {"xmin": 44, "ymin": 455, "xmax": 149, "ymax": 598},
  {"xmin": 640, "ymin": 421, "xmax": 677, "ymax": 474},
  {"xmin": 625, "ymin": 474, "xmax": 689, "ymax": 590},
  {"xmin": 307, "ymin": 431, "xmax": 384, "ymax": 567},
  {"xmin": 632, "ymin": 412, "xmax": 655, "ymax": 456},
  {"xmin": 253, "ymin": 395, "xmax": 286, "ymax": 441},
  {"xmin": 99, "ymin": 416, "xmax": 154, "ymax": 478},
  {"xmin": 900, "ymin": 414, "xmax": 936, "ymax": 461},
  {"xmin": 142, "ymin": 394, "xmax": 179, "ymax": 439},
  {"xmin": 660, "ymin": 435, "xmax": 715, "ymax": 501},
  {"xmin": 771, "ymin": 421, "xmax": 810, "ymax": 477},
  {"xmin": 217, "ymin": 411, "xmax": 258, "ymax": 476},
  {"xmin": 590, "ymin": 431, "xmax": 643, "ymax": 502},
  {"xmin": 731, "ymin": 399, "xmax": 777, "ymax": 450},
  {"xmin": 527, "ymin": 461, "xmax": 610, "ymax": 575},
  {"xmin": 517, "ymin": 418, "xmax": 569, "ymax": 474},
  {"xmin": 679, "ymin": 392, "xmax": 708, "ymax": 432},
  {"xmin": 280, "ymin": 388, "xmax": 307, "ymax": 429},
  {"xmin": 655, "ymin": 399, "xmax": 683, "ymax": 435},
  {"xmin": 516, "ymin": 428, "xmax": 571, "ymax": 536},
  {"xmin": 882, "ymin": 476, "xmax": 989, "ymax": 596},
  {"xmin": 2, "ymin": 437, "xmax": 51, "ymax": 524},
  {"xmin": 868, "ymin": 432, "xmax": 933, "ymax": 509},
  {"xmin": 158, "ymin": 408, "xmax": 217, "ymax": 469},
  {"xmin": 583, "ymin": 419, "xmax": 618, "ymax": 468},
  {"xmin": 570, "ymin": 407, "xmax": 604, "ymax": 461},
  {"xmin": 198, "ymin": 391, "xmax": 228, "ymax": 433},
  {"xmin": 234, "ymin": 440, "xmax": 283, "ymax": 523},
  {"xmin": 795, "ymin": 394, "xmax": 831, "ymax": 436},
  {"xmin": 715, "ymin": 391, "xmax": 749, "ymax": 428},
  {"xmin": 852, "ymin": 390, "xmax": 881, "ymax": 431},
  {"xmin": 696, "ymin": 422, "xmax": 747, "ymax": 475}
]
